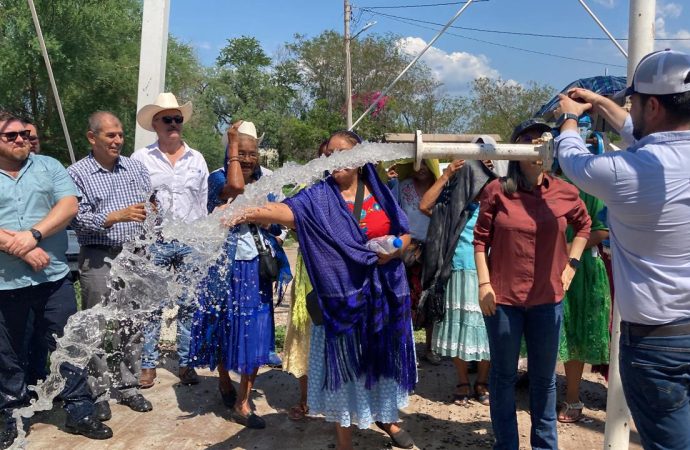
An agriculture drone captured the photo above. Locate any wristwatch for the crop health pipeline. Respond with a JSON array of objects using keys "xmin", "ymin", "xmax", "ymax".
[
  {"xmin": 556, "ymin": 112, "xmax": 579, "ymax": 128},
  {"xmin": 29, "ymin": 228, "xmax": 43, "ymax": 243},
  {"xmin": 568, "ymin": 257, "xmax": 581, "ymax": 270}
]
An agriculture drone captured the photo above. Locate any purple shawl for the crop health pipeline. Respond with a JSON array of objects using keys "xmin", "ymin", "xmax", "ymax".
[{"xmin": 283, "ymin": 163, "xmax": 416, "ymax": 392}]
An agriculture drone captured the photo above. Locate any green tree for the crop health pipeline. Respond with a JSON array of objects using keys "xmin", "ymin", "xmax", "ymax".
[{"xmin": 459, "ymin": 78, "xmax": 555, "ymax": 141}]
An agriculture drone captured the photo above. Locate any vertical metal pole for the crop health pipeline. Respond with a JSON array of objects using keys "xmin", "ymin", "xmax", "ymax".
[
  {"xmin": 345, "ymin": 0, "xmax": 353, "ymax": 129},
  {"xmin": 134, "ymin": 0, "xmax": 170, "ymax": 151},
  {"xmin": 603, "ymin": 2, "xmax": 655, "ymax": 448}
]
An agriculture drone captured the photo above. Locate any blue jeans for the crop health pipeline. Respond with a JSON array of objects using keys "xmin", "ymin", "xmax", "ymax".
[
  {"xmin": 483, "ymin": 302, "xmax": 563, "ymax": 450},
  {"xmin": 141, "ymin": 241, "xmax": 196, "ymax": 369},
  {"xmin": 619, "ymin": 320, "xmax": 690, "ymax": 450}
]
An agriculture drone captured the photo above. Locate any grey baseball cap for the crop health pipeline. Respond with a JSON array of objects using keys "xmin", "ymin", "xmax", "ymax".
[{"xmin": 615, "ymin": 50, "xmax": 690, "ymax": 102}]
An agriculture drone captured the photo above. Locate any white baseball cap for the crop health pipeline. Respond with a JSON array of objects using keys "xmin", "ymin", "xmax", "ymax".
[{"xmin": 619, "ymin": 49, "xmax": 690, "ymax": 99}]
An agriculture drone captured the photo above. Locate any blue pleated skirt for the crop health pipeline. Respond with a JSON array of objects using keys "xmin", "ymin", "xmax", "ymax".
[{"xmin": 189, "ymin": 256, "xmax": 273, "ymax": 375}]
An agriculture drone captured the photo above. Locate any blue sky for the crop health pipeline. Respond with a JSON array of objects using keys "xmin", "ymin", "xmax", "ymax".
[{"xmin": 169, "ymin": 0, "xmax": 690, "ymax": 96}]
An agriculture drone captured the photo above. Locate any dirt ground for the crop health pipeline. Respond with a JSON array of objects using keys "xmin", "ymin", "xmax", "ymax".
[{"xmin": 22, "ymin": 245, "xmax": 643, "ymax": 449}]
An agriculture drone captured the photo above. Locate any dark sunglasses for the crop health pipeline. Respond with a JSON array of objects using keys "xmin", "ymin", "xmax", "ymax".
[
  {"xmin": 158, "ymin": 115, "xmax": 184, "ymax": 125},
  {"xmin": 0, "ymin": 130, "xmax": 31, "ymax": 142}
]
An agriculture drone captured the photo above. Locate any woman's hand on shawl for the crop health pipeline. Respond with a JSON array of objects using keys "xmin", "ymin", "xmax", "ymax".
[
  {"xmin": 376, "ymin": 250, "xmax": 400, "ymax": 265},
  {"xmin": 478, "ymin": 283, "xmax": 496, "ymax": 316}
]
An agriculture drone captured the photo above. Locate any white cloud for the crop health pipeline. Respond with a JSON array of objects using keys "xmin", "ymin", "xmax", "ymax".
[
  {"xmin": 591, "ymin": 0, "xmax": 616, "ymax": 8},
  {"xmin": 194, "ymin": 41, "xmax": 212, "ymax": 51},
  {"xmin": 655, "ymin": 2, "xmax": 690, "ymax": 51},
  {"xmin": 396, "ymin": 37, "xmax": 500, "ymax": 96}
]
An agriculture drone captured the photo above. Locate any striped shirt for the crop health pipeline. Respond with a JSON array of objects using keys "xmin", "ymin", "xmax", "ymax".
[{"xmin": 68, "ymin": 154, "xmax": 151, "ymax": 246}]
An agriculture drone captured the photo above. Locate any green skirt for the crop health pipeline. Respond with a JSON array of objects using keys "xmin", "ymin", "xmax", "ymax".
[
  {"xmin": 431, "ymin": 269, "xmax": 490, "ymax": 361},
  {"xmin": 558, "ymin": 249, "xmax": 611, "ymax": 364}
]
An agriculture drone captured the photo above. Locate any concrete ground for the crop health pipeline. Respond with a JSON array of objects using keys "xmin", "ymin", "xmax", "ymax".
[{"xmin": 22, "ymin": 245, "xmax": 643, "ymax": 449}]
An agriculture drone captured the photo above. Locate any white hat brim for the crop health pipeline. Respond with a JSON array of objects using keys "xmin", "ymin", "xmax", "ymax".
[{"xmin": 136, "ymin": 101, "xmax": 193, "ymax": 132}]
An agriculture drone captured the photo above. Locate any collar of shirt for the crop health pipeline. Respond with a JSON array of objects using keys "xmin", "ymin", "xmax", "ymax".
[
  {"xmin": 86, "ymin": 153, "xmax": 126, "ymax": 174},
  {"xmin": 0, "ymin": 152, "xmax": 34, "ymax": 181},
  {"xmin": 628, "ymin": 129, "xmax": 690, "ymax": 153},
  {"xmin": 146, "ymin": 140, "xmax": 193, "ymax": 161}
]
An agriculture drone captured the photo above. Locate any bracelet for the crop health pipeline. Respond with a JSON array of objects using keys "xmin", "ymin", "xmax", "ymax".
[
  {"xmin": 228, "ymin": 156, "xmax": 241, "ymax": 163},
  {"xmin": 478, "ymin": 281, "xmax": 491, "ymax": 287}
]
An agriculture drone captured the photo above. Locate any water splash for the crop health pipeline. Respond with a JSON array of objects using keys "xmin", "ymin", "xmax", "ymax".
[{"xmin": 9, "ymin": 141, "xmax": 414, "ymax": 449}]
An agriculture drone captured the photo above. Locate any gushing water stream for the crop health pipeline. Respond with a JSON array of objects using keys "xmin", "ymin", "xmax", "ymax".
[{"xmin": 10, "ymin": 142, "xmax": 414, "ymax": 449}]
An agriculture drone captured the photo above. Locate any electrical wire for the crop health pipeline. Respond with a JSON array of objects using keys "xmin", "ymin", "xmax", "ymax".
[
  {"xmin": 358, "ymin": 8, "xmax": 690, "ymax": 41},
  {"xmin": 358, "ymin": 1, "xmax": 488, "ymax": 9},
  {"xmin": 377, "ymin": 11, "xmax": 627, "ymax": 68}
]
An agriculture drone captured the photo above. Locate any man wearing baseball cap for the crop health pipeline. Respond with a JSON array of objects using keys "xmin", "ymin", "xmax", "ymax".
[{"xmin": 555, "ymin": 49, "xmax": 690, "ymax": 449}]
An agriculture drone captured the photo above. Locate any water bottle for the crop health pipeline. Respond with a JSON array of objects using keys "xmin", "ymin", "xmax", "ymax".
[{"xmin": 366, "ymin": 235, "xmax": 403, "ymax": 255}]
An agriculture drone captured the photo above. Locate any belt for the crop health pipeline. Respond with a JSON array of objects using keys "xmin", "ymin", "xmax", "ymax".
[
  {"xmin": 82, "ymin": 244, "xmax": 123, "ymax": 253},
  {"xmin": 622, "ymin": 320, "xmax": 690, "ymax": 338}
]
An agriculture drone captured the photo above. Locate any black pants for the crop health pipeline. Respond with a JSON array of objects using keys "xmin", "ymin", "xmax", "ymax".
[{"xmin": 0, "ymin": 277, "xmax": 94, "ymax": 422}]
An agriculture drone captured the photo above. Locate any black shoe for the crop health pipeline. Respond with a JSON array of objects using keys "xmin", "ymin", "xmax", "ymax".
[
  {"xmin": 219, "ymin": 387, "xmax": 237, "ymax": 409},
  {"xmin": 0, "ymin": 428, "xmax": 17, "ymax": 450},
  {"xmin": 120, "ymin": 394, "xmax": 153, "ymax": 413},
  {"xmin": 375, "ymin": 421, "xmax": 415, "ymax": 449},
  {"xmin": 64, "ymin": 415, "xmax": 113, "ymax": 440},
  {"xmin": 94, "ymin": 400, "xmax": 112, "ymax": 422},
  {"xmin": 230, "ymin": 410, "xmax": 266, "ymax": 429}
]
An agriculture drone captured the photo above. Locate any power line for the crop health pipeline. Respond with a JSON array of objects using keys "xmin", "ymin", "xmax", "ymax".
[
  {"xmin": 359, "ymin": 8, "xmax": 690, "ymax": 41},
  {"xmin": 376, "ymin": 12, "xmax": 627, "ymax": 68},
  {"xmin": 357, "ymin": 0, "xmax": 488, "ymax": 9}
]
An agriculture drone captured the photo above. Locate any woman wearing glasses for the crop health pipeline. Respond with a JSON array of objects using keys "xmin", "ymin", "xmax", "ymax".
[
  {"xmin": 473, "ymin": 119, "xmax": 591, "ymax": 450},
  {"xmin": 189, "ymin": 121, "xmax": 290, "ymax": 429}
]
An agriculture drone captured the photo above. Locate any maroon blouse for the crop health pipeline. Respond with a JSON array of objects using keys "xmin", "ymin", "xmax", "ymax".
[{"xmin": 473, "ymin": 174, "xmax": 591, "ymax": 307}]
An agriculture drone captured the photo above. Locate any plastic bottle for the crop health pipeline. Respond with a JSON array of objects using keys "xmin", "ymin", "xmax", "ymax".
[{"xmin": 366, "ymin": 235, "xmax": 403, "ymax": 255}]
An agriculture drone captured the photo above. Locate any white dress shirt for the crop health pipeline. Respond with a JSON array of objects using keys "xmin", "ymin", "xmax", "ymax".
[{"xmin": 131, "ymin": 141, "xmax": 209, "ymax": 224}]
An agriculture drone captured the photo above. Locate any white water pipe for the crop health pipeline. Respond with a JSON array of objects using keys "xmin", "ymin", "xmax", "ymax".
[{"xmin": 413, "ymin": 130, "xmax": 554, "ymax": 169}]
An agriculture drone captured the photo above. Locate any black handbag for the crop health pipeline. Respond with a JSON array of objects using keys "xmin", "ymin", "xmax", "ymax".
[{"xmin": 249, "ymin": 224, "xmax": 279, "ymax": 282}]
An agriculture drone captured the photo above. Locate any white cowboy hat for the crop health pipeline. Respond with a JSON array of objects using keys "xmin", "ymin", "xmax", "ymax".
[{"xmin": 136, "ymin": 92, "xmax": 193, "ymax": 132}]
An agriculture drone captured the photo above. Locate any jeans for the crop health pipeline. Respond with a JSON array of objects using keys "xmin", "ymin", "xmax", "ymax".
[
  {"xmin": 619, "ymin": 319, "xmax": 690, "ymax": 450},
  {"xmin": 141, "ymin": 241, "xmax": 195, "ymax": 369},
  {"xmin": 483, "ymin": 302, "xmax": 563, "ymax": 450},
  {"xmin": 0, "ymin": 277, "xmax": 94, "ymax": 422}
]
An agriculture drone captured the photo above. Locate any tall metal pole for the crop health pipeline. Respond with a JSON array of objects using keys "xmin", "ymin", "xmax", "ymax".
[
  {"xmin": 134, "ymin": 0, "xmax": 170, "ymax": 151},
  {"xmin": 603, "ymin": 1, "xmax": 655, "ymax": 448},
  {"xmin": 349, "ymin": 0, "xmax": 475, "ymax": 131},
  {"xmin": 345, "ymin": 0, "xmax": 353, "ymax": 129}
]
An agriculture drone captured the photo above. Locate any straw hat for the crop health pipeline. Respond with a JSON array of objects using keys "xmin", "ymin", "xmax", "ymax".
[{"xmin": 136, "ymin": 93, "xmax": 193, "ymax": 132}]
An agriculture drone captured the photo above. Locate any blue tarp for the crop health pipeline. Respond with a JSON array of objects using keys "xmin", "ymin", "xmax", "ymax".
[{"xmin": 534, "ymin": 76, "xmax": 627, "ymax": 120}]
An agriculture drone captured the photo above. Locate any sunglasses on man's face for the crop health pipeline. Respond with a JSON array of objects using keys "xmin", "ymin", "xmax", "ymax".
[
  {"xmin": 157, "ymin": 115, "xmax": 184, "ymax": 125},
  {"xmin": 0, "ymin": 130, "xmax": 31, "ymax": 142}
]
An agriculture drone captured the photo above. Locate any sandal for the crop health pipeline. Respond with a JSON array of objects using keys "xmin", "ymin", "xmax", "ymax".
[
  {"xmin": 287, "ymin": 403, "xmax": 309, "ymax": 421},
  {"xmin": 375, "ymin": 421, "xmax": 415, "ymax": 449},
  {"xmin": 557, "ymin": 401, "xmax": 584, "ymax": 423},
  {"xmin": 453, "ymin": 383, "xmax": 471, "ymax": 407},
  {"xmin": 474, "ymin": 382, "xmax": 490, "ymax": 406}
]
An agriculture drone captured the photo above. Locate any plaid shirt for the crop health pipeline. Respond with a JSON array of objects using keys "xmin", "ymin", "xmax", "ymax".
[{"xmin": 68, "ymin": 154, "xmax": 151, "ymax": 246}]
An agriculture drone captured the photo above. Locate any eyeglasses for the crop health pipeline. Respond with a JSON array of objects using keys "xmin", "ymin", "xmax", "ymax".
[
  {"xmin": 0, "ymin": 130, "xmax": 31, "ymax": 142},
  {"xmin": 238, "ymin": 151, "xmax": 259, "ymax": 160},
  {"xmin": 28, "ymin": 135, "xmax": 39, "ymax": 142},
  {"xmin": 157, "ymin": 115, "xmax": 184, "ymax": 125}
]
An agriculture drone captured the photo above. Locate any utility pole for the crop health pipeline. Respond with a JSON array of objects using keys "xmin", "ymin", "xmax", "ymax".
[
  {"xmin": 134, "ymin": 0, "xmax": 171, "ymax": 150},
  {"xmin": 344, "ymin": 0, "xmax": 353, "ymax": 129}
]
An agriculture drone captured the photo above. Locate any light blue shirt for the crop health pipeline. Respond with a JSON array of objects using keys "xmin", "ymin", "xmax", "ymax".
[
  {"xmin": 556, "ymin": 116, "xmax": 690, "ymax": 325},
  {"xmin": 452, "ymin": 204, "xmax": 479, "ymax": 270},
  {"xmin": 0, "ymin": 154, "xmax": 79, "ymax": 289}
]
